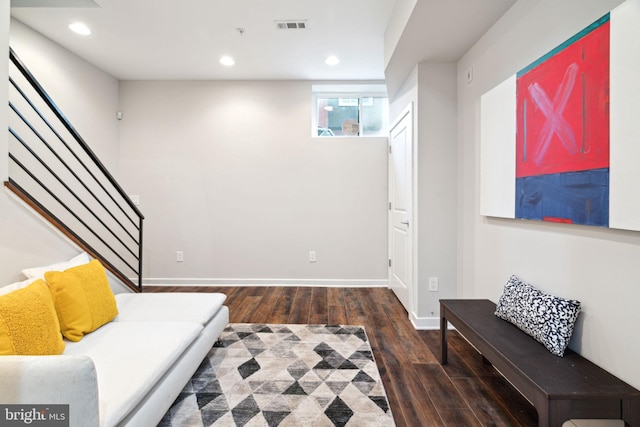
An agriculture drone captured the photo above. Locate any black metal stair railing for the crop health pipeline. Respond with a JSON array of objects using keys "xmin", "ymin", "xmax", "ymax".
[{"xmin": 6, "ymin": 48, "xmax": 144, "ymax": 292}]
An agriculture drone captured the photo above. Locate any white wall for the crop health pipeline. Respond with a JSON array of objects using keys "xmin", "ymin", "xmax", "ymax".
[
  {"xmin": 416, "ymin": 63, "xmax": 457, "ymax": 320},
  {"xmin": 384, "ymin": 0, "xmax": 417, "ymax": 69},
  {"xmin": 458, "ymin": 0, "xmax": 639, "ymax": 390},
  {"xmin": 0, "ymin": 19, "xmax": 120, "ymax": 285},
  {"xmin": 10, "ymin": 19, "xmax": 120, "ymax": 170},
  {"xmin": 2, "ymin": 20, "xmax": 388, "ymax": 286},
  {"xmin": 117, "ymin": 80, "xmax": 389, "ymax": 285},
  {"xmin": 389, "ymin": 63, "xmax": 458, "ymax": 325},
  {"xmin": 389, "ymin": 66, "xmax": 417, "ymax": 122}
]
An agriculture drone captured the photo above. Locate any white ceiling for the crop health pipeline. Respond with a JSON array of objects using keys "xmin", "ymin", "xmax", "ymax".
[
  {"xmin": 11, "ymin": 0, "xmax": 396, "ymax": 81},
  {"xmin": 10, "ymin": 0, "xmax": 516, "ymax": 84}
]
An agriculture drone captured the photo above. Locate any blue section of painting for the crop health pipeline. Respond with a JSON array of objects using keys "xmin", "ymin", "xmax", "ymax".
[
  {"xmin": 516, "ymin": 13, "xmax": 610, "ymax": 78},
  {"xmin": 516, "ymin": 168, "xmax": 609, "ymax": 226}
]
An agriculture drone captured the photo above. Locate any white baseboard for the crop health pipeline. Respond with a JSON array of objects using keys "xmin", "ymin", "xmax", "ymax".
[
  {"xmin": 142, "ymin": 278, "xmax": 389, "ymax": 288},
  {"xmin": 409, "ymin": 311, "xmax": 441, "ymax": 330}
]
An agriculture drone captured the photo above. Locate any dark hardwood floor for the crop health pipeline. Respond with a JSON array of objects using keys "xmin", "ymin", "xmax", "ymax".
[{"xmin": 145, "ymin": 285, "xmax": 538, "ymax": 426}]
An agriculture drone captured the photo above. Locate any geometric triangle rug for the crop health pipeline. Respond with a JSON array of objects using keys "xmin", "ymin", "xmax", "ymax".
[{"xmin": 158, "ymin": 324, "xmax": 396, "ymax": 426}]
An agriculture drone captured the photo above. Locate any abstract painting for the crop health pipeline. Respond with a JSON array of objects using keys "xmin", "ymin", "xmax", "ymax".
[
  {"xmin": 480, "ymin": 1, "xmax": 640, "ymax": 231},
  {"xmin": 515, "ymin": 15, "xmax": 610, "ymax": 226}
]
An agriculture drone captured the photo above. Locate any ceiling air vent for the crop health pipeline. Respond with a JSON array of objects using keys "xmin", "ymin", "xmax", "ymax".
[{"xmin": 275, "ymin": 20, "xmax": 307, "ymax": 30}]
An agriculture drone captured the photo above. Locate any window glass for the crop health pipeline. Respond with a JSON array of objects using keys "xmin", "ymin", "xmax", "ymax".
[
  {"xmin": 361, "ymin": 97, "xmax": 388, "ymax": 136},
  {"xmin": 315, "ymin": 96, "xmax": 388, "ymax": 137}
]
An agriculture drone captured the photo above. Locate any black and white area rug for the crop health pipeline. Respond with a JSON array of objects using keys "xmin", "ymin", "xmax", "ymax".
[{"xmin": 159, "ymin": 324, "xmax": 395, "ymax": 427}]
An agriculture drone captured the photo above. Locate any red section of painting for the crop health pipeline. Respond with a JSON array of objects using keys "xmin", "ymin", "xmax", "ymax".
[
  {"xmin": 516, "ymin": 21, "xmax": 609, "ymax": 178},
  {"xmin": 543, "ymin": 217, "xmax": 574, "ymax": 224}
]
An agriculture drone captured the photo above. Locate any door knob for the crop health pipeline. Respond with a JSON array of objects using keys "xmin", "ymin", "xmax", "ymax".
[{"xmin": 401, "ymin": 220, "xmax": 410, "ymax": 226}]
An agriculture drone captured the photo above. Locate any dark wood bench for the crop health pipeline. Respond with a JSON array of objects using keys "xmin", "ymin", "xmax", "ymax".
[{"xmin": 440, "ymin": 299, "xmax": 640, "ymax": 427}]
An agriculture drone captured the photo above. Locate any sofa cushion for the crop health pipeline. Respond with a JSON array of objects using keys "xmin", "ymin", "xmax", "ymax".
[
  {"xmin": 114, "ymin": 292, "xmax": 226, "ymax": 326},
  {"xmin": 63, "ymin": 321, "xmax": 202, "ymax": 427},
  {"xmin": 22, "ymin": 252, "xmax": 91, "ymax": 280},
  {"xmin": 0, "ymin": 280, "xmax": 65, "ymax": 355},
  {"xmin": 0, "ymin": 278, "xmax": 36, "ymax": 296}
]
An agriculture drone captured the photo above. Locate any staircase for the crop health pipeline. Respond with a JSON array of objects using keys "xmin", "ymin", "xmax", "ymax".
[{"xmin": 6, "ymin": 48, "xmax": 144, "ymax": 292}]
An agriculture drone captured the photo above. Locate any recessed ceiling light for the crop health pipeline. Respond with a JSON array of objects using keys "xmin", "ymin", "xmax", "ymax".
[
  {"xmin": 69, "ymin": 22, "xmax": 91, "ymax": 36},
  {"xmin": 220, "ymin": 56, "xmax": 235, "ymax": 66},
  {"xmin": 325, "ymin": 55, "xmax": 339, "ymax": 66}
]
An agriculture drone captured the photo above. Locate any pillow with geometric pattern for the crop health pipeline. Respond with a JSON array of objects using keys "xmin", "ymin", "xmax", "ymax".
[{"xmin": 495, "ymin": 275, "xmax": 581, "ymax": 357}]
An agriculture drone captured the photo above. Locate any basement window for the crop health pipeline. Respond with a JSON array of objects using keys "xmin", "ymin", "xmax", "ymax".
[{"xmin": 312, "ymin": 84, "xmax": 388, "ymax": 137}]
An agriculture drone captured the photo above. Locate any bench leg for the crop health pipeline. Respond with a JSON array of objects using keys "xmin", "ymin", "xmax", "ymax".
[
  {"xmin": 440, "ymin": 314, "xmax": 448, "ymax": 365},
  {"xmin": 537, "ymin": 400, "xmax": 570, "ymax": 427},
  {"xmin": 623, "ymin": 398, "xmax": 640, "ymax": 427}
]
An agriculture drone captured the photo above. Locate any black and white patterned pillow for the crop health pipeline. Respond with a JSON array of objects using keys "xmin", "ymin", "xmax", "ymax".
[{"xmin": 494, "ymin": 275, "xmax": 581, "ymax": 357}]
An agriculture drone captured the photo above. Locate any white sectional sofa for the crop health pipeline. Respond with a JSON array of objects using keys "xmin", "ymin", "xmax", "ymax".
[{"xmin": 0, "ymin": 257, "xmax": 228, "ymax": 427}]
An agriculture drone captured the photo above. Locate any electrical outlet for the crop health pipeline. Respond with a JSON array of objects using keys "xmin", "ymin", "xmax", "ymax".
[
  {"xmin": 309, "ymin": 251, "xmax": 316, "ymax": 262},
  {"xmin": 428, "ymin": 277, "xmax": 438, "ymax": 292},
  {"xmin": 176, "ymin": 251, "xmax": 184, "ymax": 262}
]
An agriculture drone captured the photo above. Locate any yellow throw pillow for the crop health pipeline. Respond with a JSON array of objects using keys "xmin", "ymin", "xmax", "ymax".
[
  {"xmin": 45, "ymin": 270, "xmax": 92, "ymax": 341},
  {"xmin": 0, "ymin": 279, "xmax": 65, "ymax": 355},
  {"xmin": 45, "ymin": 259, "xmax": 119, "ymax": 341},
  {"xmin": 67, "ymin": 260, "xmax": 119, "ymax": 330}
]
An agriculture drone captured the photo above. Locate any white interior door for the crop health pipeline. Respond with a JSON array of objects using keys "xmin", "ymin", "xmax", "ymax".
[{"xmin": 388, "ymin": 105, "xmax": 413, "ymax": 313}]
